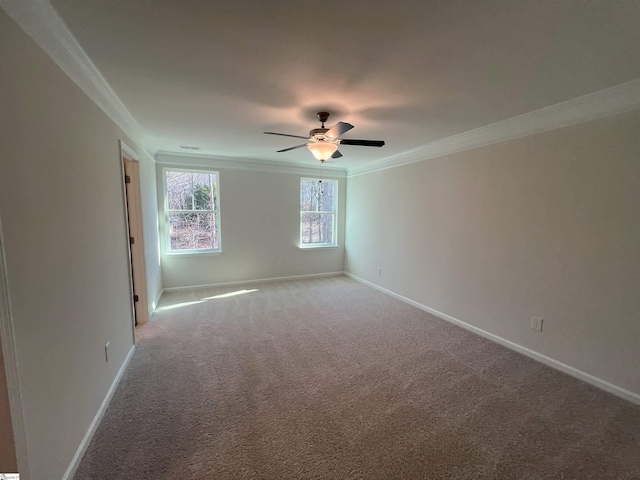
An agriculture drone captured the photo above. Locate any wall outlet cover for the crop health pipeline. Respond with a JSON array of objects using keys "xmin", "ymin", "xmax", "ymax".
[{"xmin": 531, "ymin": 316, "xmax": 543, "ymax": 332}]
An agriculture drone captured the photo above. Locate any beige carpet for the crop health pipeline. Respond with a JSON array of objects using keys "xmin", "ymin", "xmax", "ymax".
[{"xmin": 74, "ymin": 276, "xmax": 640, "ymax": 479}]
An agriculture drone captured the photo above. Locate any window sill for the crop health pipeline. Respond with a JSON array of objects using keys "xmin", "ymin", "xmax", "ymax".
[
  {"xmin": 164, "ymin": 250, "xmax": 222, "ymax": 257},
  {"xmin": 299, "ymin": 244, "xmax": 340, "ymax": 250}
]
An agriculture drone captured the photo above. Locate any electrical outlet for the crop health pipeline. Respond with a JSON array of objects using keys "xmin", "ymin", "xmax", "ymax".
[
  {"xmin": 105, "ymin": 341, "xmax": 110, "ymax": 362},
  {"xmin": 377, "ymin": 266, "xmax": 382, "ymax": 275},
  {"xmin": 531, "ymin": 316, "xmax": 543, "ymax": 332}
]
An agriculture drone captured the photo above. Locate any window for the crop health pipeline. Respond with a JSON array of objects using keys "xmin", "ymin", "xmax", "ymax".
[
  {"xmin": 164, "ymin": 168, "xmax": 220, "ymax": 253},
  {"xmin": 300, "ymin": 178, "xmax": 337, "ymax": 247}
]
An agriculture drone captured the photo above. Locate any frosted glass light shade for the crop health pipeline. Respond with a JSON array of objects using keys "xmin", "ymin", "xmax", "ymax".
[{"xmin": 308, "ymin": 141, "xmax": 338, "ymax": 161}]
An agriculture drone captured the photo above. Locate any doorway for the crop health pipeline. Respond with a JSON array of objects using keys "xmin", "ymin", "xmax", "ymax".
[
  {"xmin": 0, "ymin": 219, "xmax": 27, "ymax": 476},
  {"xmin": 120, "ymin": 141, "xmax": 149, "ymax": 328}
]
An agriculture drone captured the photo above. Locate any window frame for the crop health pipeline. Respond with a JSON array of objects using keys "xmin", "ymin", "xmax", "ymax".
[
  {"xmin": 299, "ymin": 177, "xmax": 338, "ymax": 249},
  {"xmin": 162, "ymin": 167, "xmax": 222, "ymax": 255}
]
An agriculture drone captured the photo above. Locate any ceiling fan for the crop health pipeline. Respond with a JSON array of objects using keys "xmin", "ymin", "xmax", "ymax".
[{"xmin": 264, "ymin": 112, "xmax": 385, "ymax": 162}]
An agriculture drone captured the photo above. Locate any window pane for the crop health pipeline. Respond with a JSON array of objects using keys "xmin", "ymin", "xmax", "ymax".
[
  {"xmin": 166, "ymin": 171, "xmax": 194, "ymax": 210},
  {"xmin": 318, "ymin": 180, "xmax": 334, "ymax": 212},
  {"xmin": 301, "ymin": 179, "xmax": 335, "ymax": 212},
  {"xmin": 169, "ymin": 212, "xmax": 218, "ymax": 250},
  {"xmin": 210, "ymin": 173, "xmax": 218, "ymax": 210},
  {"xmin": 192, "ymin": 173, "xmax": 214, "ymax": 210},
  {"xmin": 301, "ymin": 213, "xmax": 334, "ymax": 244},
  {"xmin": 301, "ymin": 179, "xmax": 322, "ymax": 211}
]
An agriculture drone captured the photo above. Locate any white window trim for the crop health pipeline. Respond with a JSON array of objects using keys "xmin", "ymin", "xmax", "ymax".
[
  {"xmin": 299, "ymin": 177, "xmax": 338, "ymax": 249},
  {"xmin": 299, "ymin": 244, "xmax": 340, "ymax": 250},
  {"xmin": 162, "ymin": 167, "xmax": 222, "ymax": 255}
]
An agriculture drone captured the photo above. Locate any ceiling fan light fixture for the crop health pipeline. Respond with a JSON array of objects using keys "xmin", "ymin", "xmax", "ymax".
[
  {"xmin": 265, "ymin": 111, "xmax": 385, "ymax": 160},
  {"xmin": 308, "ymin": 141, "xmax": 338, "ymax": 161}
]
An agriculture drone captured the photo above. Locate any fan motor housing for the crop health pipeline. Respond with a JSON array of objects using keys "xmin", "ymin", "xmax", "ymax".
[{"xmin": 309, "ymin": 127, "xmax": 329, "ymax": 138}]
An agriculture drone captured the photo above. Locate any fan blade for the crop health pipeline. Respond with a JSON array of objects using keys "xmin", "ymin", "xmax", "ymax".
[
  {"xmin": 339, "ymin": 139, "xmax": 385, "ymax": 147},
  {"xmin": 325, "ymin": 121, "xmax": 354, "ymax": 140},
  {"xmin": 264, "ymin": 131, "xmax": 309, "ymax": 140},
  {"xmin": 331, "ymin": 150, "xmax": 343, "ymax": 159},
  {"xmin": 277, "ymin": 144, "xmax": 308, "ymax": 153}
]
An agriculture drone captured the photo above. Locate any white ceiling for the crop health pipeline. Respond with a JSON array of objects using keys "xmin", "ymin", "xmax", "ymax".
[{"xmin": 47, "ymin": 0, "xmax": 640, "ymax": 170}]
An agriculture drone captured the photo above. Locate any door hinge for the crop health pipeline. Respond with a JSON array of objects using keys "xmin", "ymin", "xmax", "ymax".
[
  {"xmin": 134, "ymin": 294, "xmax": 139, "ymax": 303},
  {"xmin": 124, "ymin": 175, "xmax": 131, "ymax": 184},
  {"xmin": 129, "ymin": 236, "xmax": 135, "ymax": 245}
]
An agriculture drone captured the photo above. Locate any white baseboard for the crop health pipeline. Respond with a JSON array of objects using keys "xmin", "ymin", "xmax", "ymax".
[
  {"xmin": 163, "ymin": 271, "xmax": 344, "ymax": 293},
  {"xmin": 62, "ymin": 344, "xmax": 137, "ymax": 480},
  {"xmin": 345, "ymin": 272, "xmax": 640, "ymax": 406}
]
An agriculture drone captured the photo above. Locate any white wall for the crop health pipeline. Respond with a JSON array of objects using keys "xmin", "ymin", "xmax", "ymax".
[
  {"xmin": 0, "ymin": 10, "xmax": 159, "ymax": 479},
  {"xmin": 157, "ymin": 155, "xmax": 346, "ymax": 289},
  {"xmin": 138, "ymin": 151, "xmax": 162, "ymax": 310},
  {"xmin": 345, "ymin": 110, "xmax": 640, "ymax": 397}
]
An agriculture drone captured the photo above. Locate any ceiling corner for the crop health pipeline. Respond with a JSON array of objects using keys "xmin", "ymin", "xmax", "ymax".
[{"xmin": 1, "ymin": 0, "xmax": 151, "ymax": 155}]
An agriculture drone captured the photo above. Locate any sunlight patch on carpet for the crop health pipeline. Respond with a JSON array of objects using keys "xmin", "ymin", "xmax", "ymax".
[
  {"xmin": 157, "ymin": 289, "xmax": 259, "ymax": 312},
  {"xmin": 202, "ymin": 288, "xmax": 258, "ymax": 300}
]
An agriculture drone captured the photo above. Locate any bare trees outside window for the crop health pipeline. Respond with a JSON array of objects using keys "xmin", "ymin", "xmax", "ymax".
[
  {"xmin": 165, "ymin": 169, "xmax": 220, "ymax": 252},
  {"xmin": 300, "ymin": 178, "xmax": 337, "ymax": 246}
]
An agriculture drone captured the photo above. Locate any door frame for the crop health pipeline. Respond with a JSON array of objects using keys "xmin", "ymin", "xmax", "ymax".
[
  {"xmin": 119, "ymin": 140, "xmax": 149, "ymax": 338},
  {"xmin": 0, "ymin": 218, "xmax": 31, "ymax": 477}
]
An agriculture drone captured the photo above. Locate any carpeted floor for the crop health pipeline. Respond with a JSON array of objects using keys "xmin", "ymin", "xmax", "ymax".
[{"xmin": 74, "ymin": 276, "xmax": 640, "ymax": 479}]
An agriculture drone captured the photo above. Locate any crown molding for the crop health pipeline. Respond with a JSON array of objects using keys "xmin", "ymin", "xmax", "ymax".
[
  {"xmin": 349, "ymin": 79, "xmax": 640, "ymax": 177},
  {"xmin": 0, "ymin": 0, "xmax": 151, "ymax": 155},
  {"xmin": 155, "ymin": 152, "xmax": 348, "ymax": 178}
]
